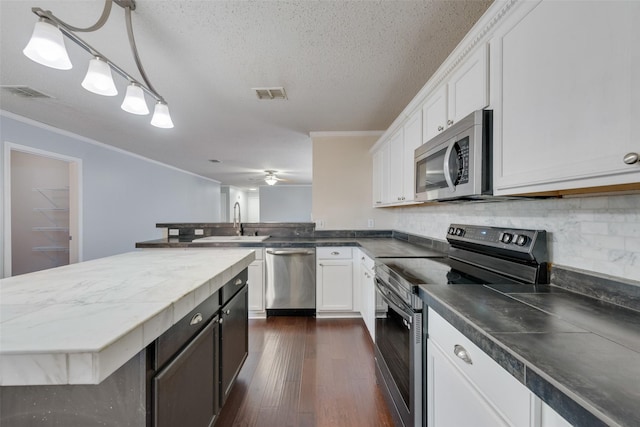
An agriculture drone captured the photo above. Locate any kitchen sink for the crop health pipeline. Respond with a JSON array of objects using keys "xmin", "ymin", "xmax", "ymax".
[{"xmin": 191, "ymin": 235, "xmax": 270, "ymax": 243}]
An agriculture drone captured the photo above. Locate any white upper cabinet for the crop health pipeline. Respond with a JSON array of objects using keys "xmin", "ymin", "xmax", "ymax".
[
  {"xmin": 388, "ymin": 128, "xmax": 405, "ymax": 203},
  {"xmin": 447, "ymin": 44, "xmax": 489, "ymax": 125},
  {"xmin": 372, "ymin": 109, "xmax": 422, "ymax": 207},
  {"xmin": 491, "ymin": 0, "xmax": 640, "ymax": 195},
  {"xmin": 422, "ymin": 44, "xmax": 489, "ymax": 145},
  {"xmin": 372, "ymin": 142, "xmax": 390, "ymax": 206},
  {"xmin": 422, "ymin": 86, "xmax": 448, "ymax": 143}
]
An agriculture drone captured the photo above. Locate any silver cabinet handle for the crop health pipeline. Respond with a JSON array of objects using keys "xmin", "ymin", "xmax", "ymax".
[
  {"xmin": 235, "ymin": 278, "xmax": 243, "ymax": 286},
  {"xmin": 190, "ymin": 313, "xmax": 203, "ymax": 325},
  {"xmin": 623, "ymin": 152, "xmax": 639, "ymax": 165},
  {"xmin": 454, "ymin": 344, "xmax": 473, "ymax": 365},
  {"xmin": 437, "ymin": 125, "xmax": 444, "ymax": 131},
  {"xmin": 225, "ymin": 309, "xmax": 231, "ymax": 315},
  {"xmin": 447, "ymin": 119, "xmax": 454, "ymax": 126},
  {"xmin": 218, "ymin": 317, "xmax": 224, "ymax": 324},
  {"xmin": 361, "ymin": 256, "xmax": 365, "ymax": 261},
  {"xmin": 331, "ymin": 251, "xmax": 340, "ymax": 255}
]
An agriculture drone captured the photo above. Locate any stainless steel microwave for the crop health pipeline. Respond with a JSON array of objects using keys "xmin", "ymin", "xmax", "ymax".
[{"xmin": 414, "ymin": 109, "xmax": 492, "ymax": 202}]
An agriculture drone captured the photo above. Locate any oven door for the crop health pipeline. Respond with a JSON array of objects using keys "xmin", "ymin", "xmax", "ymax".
[{"xmin": 375, "ymin": 279, "xmax": 422, "ymax": 427}]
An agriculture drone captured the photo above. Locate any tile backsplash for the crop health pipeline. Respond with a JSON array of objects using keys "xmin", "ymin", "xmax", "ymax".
[{"xmin": 394, "ymin": 194, "xmax": 640, "ymax": 283}]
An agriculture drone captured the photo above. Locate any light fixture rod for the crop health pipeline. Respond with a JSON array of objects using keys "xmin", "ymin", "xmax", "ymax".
[
  {"xmin": 124, "ymin": 6, "xmax": 159, "ymax": 99},
  {"xmin": 31, "ymin": 5, "xmax": 164, "ymax": 103}
]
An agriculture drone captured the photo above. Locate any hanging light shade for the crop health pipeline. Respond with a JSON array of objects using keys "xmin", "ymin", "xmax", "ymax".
[
  {"xmin": 151, "ymin": 102, "xmax": 174, "ymax": 128},
  {"xmin": 23, "ymin": 19, "xmax": 72, "ymax": 70},
  {"xmin": 121, "ymin": 83, "xmax": 149, "ymax": 115},
  {"xmin": 81, "ymin": 57, "xmax": 118, "ymax": 96},
  {"xmin": 265, "ymin": 173, "xmax": 278, "ymax": 185}
]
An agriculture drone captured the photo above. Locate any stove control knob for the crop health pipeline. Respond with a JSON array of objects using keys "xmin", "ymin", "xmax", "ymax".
[
  {"xmin": 500, "ymin": 232, "xmax": 513, "ymax": 244},
  {"xmin": 515, "ymin": 235, "xmax": 528, "ymax": 246},
  {"xmin": 448, "ymin": 227, "xmax": 456, "ymax": 235},
  {"xmin": 455, "ymin": 228, "xmax": 464, "ymax": 236}
]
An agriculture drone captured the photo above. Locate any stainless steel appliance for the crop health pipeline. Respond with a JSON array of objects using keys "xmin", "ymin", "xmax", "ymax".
[
  {"xmin": 374, "ymin": 224, "xmax": 548, "ymax": 427},
  {"xmin": 414, "ymin": 110, "xmax": 492, "ymax": 202},
  {"xmin": 265, "ymin": 248, "xmax": 316, "ymax": 316}
]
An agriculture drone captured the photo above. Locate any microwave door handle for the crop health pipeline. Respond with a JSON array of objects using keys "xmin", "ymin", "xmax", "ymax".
[{"xmin": 443, "ymin": 138, "xmax": 457, "ymax": 192}]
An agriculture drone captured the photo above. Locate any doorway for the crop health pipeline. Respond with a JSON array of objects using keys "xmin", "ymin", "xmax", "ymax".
[{"xmin": 3, "ymin": 143, "xmax": 82, "ymax": 277}]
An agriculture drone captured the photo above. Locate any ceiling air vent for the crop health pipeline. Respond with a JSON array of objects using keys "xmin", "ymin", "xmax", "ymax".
[
  {"xmin": 252, "ymin": 87, "xmax": 287, "ymax": 100},
  {"xmin": 1, "ymin": 85, "xmax": 53, "ymax": 99}
]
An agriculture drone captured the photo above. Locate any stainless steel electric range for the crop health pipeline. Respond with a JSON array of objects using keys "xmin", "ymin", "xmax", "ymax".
[{"xmin": 374, "ymin": 224, "xmax": 549, "ymax": 427}]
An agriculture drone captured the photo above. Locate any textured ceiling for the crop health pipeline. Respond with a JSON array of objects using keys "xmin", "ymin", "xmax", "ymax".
[{"xmin": 0, "ymin": 0, "xmax": 493, "ymax": 189}]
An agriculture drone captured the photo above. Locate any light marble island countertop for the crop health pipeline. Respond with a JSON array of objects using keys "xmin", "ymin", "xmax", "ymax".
[{"xmin": 0, "ymin": 249, "xmax": 255, "ymax": 386}]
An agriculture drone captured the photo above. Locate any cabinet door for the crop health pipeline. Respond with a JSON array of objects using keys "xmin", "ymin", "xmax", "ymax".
[
  {"xmin": 220, "ymin": 286, "xmax": 248, "ymax": 406},
  {"xmin": 316, "ymin": 260, "xmax": 353, "ymax": 311},
  {"xmin": 388, "ymin": 129, "xmax": 404, "ymax": 202},
  {"xmin": 447, "ymin": 43, "xmax": 489, "ymax": 124},
  {"xmin": 153, "ymin": 320, "xmax": 216, "ymax": 427},
  {"xmin": 248, "ymin": 260, "xmax": 264, "ymax": 313},
  {"xmin": 361, "ymin": 264, "xmax": 375, "ymax": 341},
  {"xmin": 427, "ymin": 339, "xmax": 510, "ymax": 427},
  {"xmin": 402, "ymin": 110, "xmax": 422, "ymax": 202},
  {"xmin": 372, "ymin": 148, "xmax": 384, "ymax": 206},
  {"xmin": 493, "ymin": 1, "xmax": 640, "ymax": 195},
  {"xmin": 422, "ymin": 86, "xmax": 448, "ymax": 143}
]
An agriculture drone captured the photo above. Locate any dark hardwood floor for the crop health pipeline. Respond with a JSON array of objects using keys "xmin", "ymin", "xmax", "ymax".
[{"xmin": 216, "ymin": 316, "xmax": 395, "ymax": 427}]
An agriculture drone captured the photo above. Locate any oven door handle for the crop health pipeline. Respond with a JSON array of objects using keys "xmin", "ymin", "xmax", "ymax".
[{"xmin": 375, "ymin": 279, "xmax": 413, "ymax": 323}]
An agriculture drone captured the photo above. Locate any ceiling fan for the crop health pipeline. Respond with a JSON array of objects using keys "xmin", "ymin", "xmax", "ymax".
[{"xmin": 244, "ymin": 170, "xmax": 289, "ymax": 186}]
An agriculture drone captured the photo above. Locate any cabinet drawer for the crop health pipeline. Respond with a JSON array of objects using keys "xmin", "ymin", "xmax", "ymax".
[
  {"xmin": 220, "ymin": 269, "xmax": 249, "ymax": 307},
  {"xmin": 317, "ymin": 247, "xmax": 352, "ymax": 259},
  {"xmin": 155, "ymin": 291, "xmax": 220, "ymax": 370},
  {"xmin": 428, "ymin": 309, "xmax": 531, "ymax": 427}
]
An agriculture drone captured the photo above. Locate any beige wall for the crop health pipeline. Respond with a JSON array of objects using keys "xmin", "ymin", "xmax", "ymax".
[{"xmin": 312, "ymin": 133, "xmax": 393, "ymax": 230}]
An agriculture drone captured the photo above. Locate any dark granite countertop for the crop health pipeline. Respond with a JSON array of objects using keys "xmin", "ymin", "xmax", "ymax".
[
  {"xmin": 419, "ymin": 283, "xmax": 640, "ymax": 427},
  {"xmin": 135, "ymin": 236, "xmax": 446, "ymax": 259}
]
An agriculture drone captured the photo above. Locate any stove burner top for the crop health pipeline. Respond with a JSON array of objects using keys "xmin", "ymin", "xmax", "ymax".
[{"xmin": 376, "ymin": 224, "xmax": 549, "ymax": 296}]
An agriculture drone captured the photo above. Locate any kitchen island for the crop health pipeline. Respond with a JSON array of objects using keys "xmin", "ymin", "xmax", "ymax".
[{"xmin": 0, "ymin": 248, "xmax": 255, "ymax": 426}]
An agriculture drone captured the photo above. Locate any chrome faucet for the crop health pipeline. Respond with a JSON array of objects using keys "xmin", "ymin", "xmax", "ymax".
[{"xmin": 232, "ymin": 202, "xmax": 242, "ymax": 236}]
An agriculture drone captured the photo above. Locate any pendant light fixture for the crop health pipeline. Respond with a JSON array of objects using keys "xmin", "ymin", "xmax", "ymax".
[
  {"xmin": 81, "ymin": 57, "xmax": 118, "ymax": 96},
  {"xmin": 23, "ymin": 0, "xmax": 173, "ymax": 128},
  {"xmin": 22, "ymin": 19, "xmax": 72, "ymax": 70},
  {"xmin": 121, "ymin": 83, "xmax": 149, "ymax": 115}
]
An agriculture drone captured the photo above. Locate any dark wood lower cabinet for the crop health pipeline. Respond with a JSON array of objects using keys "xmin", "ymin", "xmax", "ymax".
[
  {"xmin": 220, "ymin": 286, "xmax": 249, "ymax": 407},
  {"xmin": 153, "ymin": 317, "xmax": 219, "ymax": 427}
]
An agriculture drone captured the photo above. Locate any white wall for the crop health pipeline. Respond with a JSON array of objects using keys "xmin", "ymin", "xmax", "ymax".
[
  {"xmin": 394, "ymin": 195, "xmax": 640, "ymax": 282},
  {"xmin": 1, "ymin": 112, "xmax": 221, "ymax": 276},
  {"xmin": 311, "ymin": 132, "xmax": 393, "ymax": 230},
  {"xmin": 260, "ymin": 185, "xmax": 312, "ymax": 222}
]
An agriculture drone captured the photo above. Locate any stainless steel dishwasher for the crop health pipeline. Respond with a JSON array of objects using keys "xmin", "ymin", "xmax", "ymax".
[{"xmin": 265, "ymin": 248, "xmax": 316, "ymax": 316}]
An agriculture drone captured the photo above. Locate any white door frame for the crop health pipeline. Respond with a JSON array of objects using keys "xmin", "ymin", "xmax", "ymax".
[{"xmin": 2, "ymin": 142, "xmax": 83, "ymax": 278}]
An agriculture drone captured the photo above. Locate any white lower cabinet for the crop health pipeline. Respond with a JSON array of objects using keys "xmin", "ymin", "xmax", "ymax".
[
  {"xmin": 427, "ymin": 309, "xmax": 574, "ymax": 427},
  {"xmin": 247, "ymin": 249, "xmax": 265, "ymax": 318},
  {"xmin": 316, "ymin": 247, "xmax": 358, "ymax": 317},
  {"xmin": 427, "ymin": 309, "xmax": 532, "ymax": 427},
  {"xmin": 359, "ymin": 252, "xmax": 376, "ymax": 341}
]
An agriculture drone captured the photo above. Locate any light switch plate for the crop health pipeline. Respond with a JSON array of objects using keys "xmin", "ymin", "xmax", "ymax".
[
  {"xmin": 317, "ymin": 219, "xmax": 325, "ymax": 229},
  {"xmin": 169, "ymin": 229, "xmax": 179, "ymax": 236},
  {"xmin": 367, "ymin": 219, "xmax": 375, "ymax": 228}
]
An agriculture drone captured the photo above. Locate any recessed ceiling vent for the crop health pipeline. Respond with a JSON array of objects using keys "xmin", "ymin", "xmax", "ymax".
[
  {"xmin": 253, "ymin": 87, "xmax": 287, "ymax": 100},
  {"xmin": 1, "ymin": 85, "xmax": 53, "ymax": 99}
]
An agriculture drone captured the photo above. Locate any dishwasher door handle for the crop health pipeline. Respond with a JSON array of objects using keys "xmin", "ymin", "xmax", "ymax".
[{"xmin": 266, "ymin": 249, "xmax": 315, "ymax": 256}]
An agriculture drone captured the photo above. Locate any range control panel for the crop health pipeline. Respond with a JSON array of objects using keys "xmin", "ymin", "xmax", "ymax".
[{"xmin": 446, "ymin": 224, "xmax": 547, "ymax": 261}]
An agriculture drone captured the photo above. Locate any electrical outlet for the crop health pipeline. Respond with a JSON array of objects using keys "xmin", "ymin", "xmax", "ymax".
[
  {"xmin": 367, "ymin": 219, "xmax": 375, "ymax": 228},
  {"xmin": 169, "ymin": 229, "xmax": 179, "ymax": 236},
  {"xmin": 195, "ymin": 229, "xmax": 204, "ymax": 235},
  {"xmin": 317, "ymin": 219, "xmax": 325, "ymax": 229}
]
